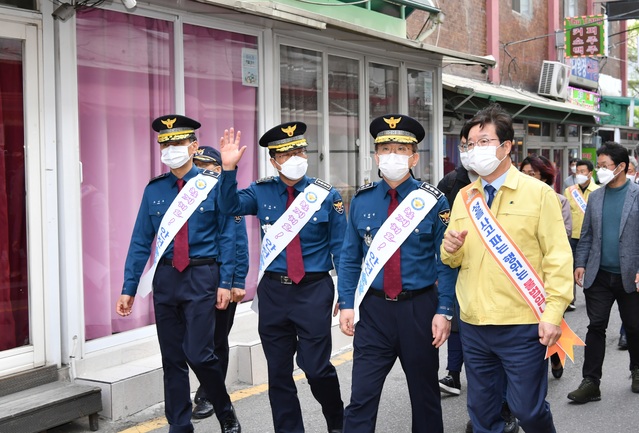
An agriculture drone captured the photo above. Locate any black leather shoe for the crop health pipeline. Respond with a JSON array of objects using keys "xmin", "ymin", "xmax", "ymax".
[
  {"xmin": 619, "ymin": 333, "xmax": 628, "ymax": 350},
  {"xmin": 220, "ymin": 406, "xmax": 241, "ymax": 433},
  {"xmin": 551, "ymin": 362, "xmax": 564, "ymax": 379},
  {"xmin": 192, "ymin": 397, "xmax": 214, "ymax": 419}
]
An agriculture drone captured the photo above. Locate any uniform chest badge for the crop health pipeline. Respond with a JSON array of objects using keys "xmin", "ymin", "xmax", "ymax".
[
  {"xmin": 306, "ymin": 191, "xmax": 318, "ymax": 203},
  {"xmin": 364, "ymin": 228, "xmax": 373, "ymax": 246},
  {"xmin": 195, "ymin": 178, "xmax": 207, "ymax": 189}
]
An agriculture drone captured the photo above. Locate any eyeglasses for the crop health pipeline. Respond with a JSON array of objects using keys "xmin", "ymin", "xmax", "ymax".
[
  {"xmin": 596, "ymin": 163, "xmax": 616, "ymax": 170},
  {"xmin": 458, "ymin": 138, "xmax": 501, "ymax": 152},
  {"xmin": 376, "ymin": 144, "xmax": 415, "ymax": 156},
  {"xmin": 274, "ymin": 148, "xmax": 308, "ymax": 162}
]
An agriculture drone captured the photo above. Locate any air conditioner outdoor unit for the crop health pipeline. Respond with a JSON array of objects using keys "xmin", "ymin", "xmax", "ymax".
[{"xmin": 538, "ymin": 61, "xmax": 570, "ymax": 100}]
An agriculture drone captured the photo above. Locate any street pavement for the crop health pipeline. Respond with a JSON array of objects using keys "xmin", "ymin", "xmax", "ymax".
[{"xmin": 51, "ymin": 288, "xmax": 638, "ymax": 432}]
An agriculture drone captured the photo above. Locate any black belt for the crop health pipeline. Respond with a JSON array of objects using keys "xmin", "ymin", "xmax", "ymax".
[
  {"xmin": 264, "ymin": 271, "xmax": 329, "ymax": 285},
  {"xmin": 159, "ymin": 257, "xmax": 217, "ymax": 268},
  {"xmin": 369, "ymin": 285, "xmax": 433, "ymax": 302}
]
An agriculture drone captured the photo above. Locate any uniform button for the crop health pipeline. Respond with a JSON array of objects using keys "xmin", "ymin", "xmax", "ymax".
[
  {"xmin": 200, "ymin": 207, "xmax": 204, "ymax": 211},
  {"xmin": 414, "ymin": 228, "xmax": 419, "ymax": 233},
  {"xmin": 366, "ymin": 226, "xmax": 370, "ymax": 231},
  {"xmin": 265, "ymin": 216, "xmax": 270, "ymax": 221},
  {"xmin": 313, "ymin": 217, "xmax": 317, "ymax": 221},
  {"xmin": 157, "ymin": 212, "xmax": 160, "ymax": 215}
]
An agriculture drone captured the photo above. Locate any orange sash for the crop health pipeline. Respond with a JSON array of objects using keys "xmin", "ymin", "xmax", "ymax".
[{"xmin": 462, "ymin": 184, "xmax": 584, "ymax": 365}]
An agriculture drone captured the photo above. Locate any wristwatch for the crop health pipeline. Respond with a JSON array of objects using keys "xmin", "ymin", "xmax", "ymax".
[{"xmin": 439, "ymin": 313, "xmax": 453, "ymax": 321}]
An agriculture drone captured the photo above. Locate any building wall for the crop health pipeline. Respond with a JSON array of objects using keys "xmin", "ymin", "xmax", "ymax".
[{"xmin": 409, "ymin": 0, "xmax": 627, "ymax": 97}]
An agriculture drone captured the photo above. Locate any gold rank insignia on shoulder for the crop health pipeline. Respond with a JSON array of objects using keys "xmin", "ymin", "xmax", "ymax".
[{"xmin": 438, "ymin": 209, "xmax": 450, "ymax": 226}]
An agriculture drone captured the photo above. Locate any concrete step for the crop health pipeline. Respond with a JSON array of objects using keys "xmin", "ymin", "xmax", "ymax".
[
  {"xmin": 75, "ymin": 307, "xmax": 353, "ymax": 421},
  {"xmin": 0, "ymin": 368, "xmax": 102, "ymax": 433}
]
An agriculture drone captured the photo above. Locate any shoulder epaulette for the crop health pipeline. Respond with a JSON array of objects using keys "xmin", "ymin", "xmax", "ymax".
[
  {"xmin": 355, "ymin": 182, "xmax": 376, "ymax": 196},
  {"xmin": 313, "ymin": 178, "xmax": 332, "ymax": 191},
  {"xmin": 201, "ymin": 169, "xmax": 220, "ymax": 178},
  {"xmin": 419, "ymin": 182, "xmax": 443, "ymax": 199},
  {"xmin": 256, "ymin": 176, "xmax": 276, "ymax": 184},
  {"xmin": 148, "ymin": 173, "xmax": 169, "ymax": 184}
]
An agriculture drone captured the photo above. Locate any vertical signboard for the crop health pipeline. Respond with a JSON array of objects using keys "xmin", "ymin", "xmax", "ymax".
[{"xmin": 564, "ymin": 15, "xmax": 607, "ymax": 58}]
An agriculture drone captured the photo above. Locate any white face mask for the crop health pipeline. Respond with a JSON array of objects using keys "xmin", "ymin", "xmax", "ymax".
[
  {"xmin": 378, "ymin": 153, "xmax": 411, "ymax": 181},
  {"xmin": 596, "ymin": 166, "xmax": 620, "ymax": 186},
  {"xmin": 460, "ymin": 151, "xmax": 471, "ymax": 171},
  {"xmin": 570, "ymin": 165, "xmax": 577, "ymax": 174},
  {"xmin": 277, "ymin": 155, "xmax": 308, "ymax": 180},
  {"xmin": 575, "ymin": 174, "xmax": 590, "ymax": 185},
  {"xmin": 467, "ymin": 144, "xmax": 507, "ymax": 177},
  {"xmin": 627, "ymin": 173, "xmax": 636, "ymax": 182},
  {"xmin": 161, "ymin": 145, "xmax": 192, "ymax": 169}
]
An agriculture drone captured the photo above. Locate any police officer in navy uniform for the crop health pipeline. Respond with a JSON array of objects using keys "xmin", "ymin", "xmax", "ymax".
[
  {"xmin": 217, "ymin": 123, "xmax": 346, "ymax": 433},
  {"xmin": 190, "ymin": 146, "xmax": 249, "ymax": 419},
  {"xmin": 116, "ymin": 115, "xmax": 241, "ymax": 433},
  {"xmin": 337, "ymin": 114, "xmax": 456, "ymax": 433}
]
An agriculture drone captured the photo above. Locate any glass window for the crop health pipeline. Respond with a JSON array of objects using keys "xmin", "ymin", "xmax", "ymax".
[
  {"xmin": 183, "ymin": 24, "xmax": 260, "ymax": 299},
  {"xmin": 77, "ymin": 10, "xmax": 174, "ymax": 339},
  {"xmin": 407, "ymin": 69, "xmax": 434, "ymax": 183},
  {"xmin": 0, "ymin": 0, "xmax": 36, "ymax": 10},
  {"xmin": 527, "ymin": 121, "xmax": 550, "ymax": 137},
  {"xmin": 369, "ymin": 63, "xmax": 399, "ymax": 182},
  {"xmin": 0, "ymin": 37, "xmax": 28, "ymax": 351},
  {"xmin": 327, "ymin": 55, "xmax": 359, "ymax": 214},
  {"xmin": 280, "ymin": 46, "xmax": 323, "ymax": 179}
]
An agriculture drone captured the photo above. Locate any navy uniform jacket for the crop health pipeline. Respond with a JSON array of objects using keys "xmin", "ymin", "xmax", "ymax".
[
  {"xmin": 122, "ymin": 164, "xmax": 236, "ymax": 296},
  {"xmin": 217, "ymin": 170, "xmax": 346, "ymax": 274},
  {"xmin": 337, "ymin": 177, "xmax": 456, "ymax": 314},
  {"xmin": 232, "ymin": 215, "xmax": 249, "ymax": 289}
]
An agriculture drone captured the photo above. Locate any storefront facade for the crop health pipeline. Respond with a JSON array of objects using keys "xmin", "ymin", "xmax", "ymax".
[{"xmin": 0, "ymin": 0, "xmax": 493, "ymax": 419}]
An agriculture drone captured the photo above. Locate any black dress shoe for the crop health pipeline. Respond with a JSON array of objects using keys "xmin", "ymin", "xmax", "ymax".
[
  {"xmin": 220, "ymin": 406, "xmax": 241, "ymax": 433},
  {"xmin": 551, "ymin": 362, "xmax": 564, "ymax": 379},
  {"xmin": 619, "ymin": 333, "xmax": 628, "ymax": 350},
  {"xmin": 192, "ymin": 397, "xmax": 214, "ymax": 419}
]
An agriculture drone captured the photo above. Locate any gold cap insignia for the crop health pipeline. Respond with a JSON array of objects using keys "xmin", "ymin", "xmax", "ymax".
[
  {"xmin": 281, "ymin": 124, "xmax": 297, "ymax": 137},
  {"xmin": 383, "ymin": 116, "xmax": 401, "ymax": 129},
  {"xmin": 161, "ymin": 118, "xmax": 177, "ymax": 129}
]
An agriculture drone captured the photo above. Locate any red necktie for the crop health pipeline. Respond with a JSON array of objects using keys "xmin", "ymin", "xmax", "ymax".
[
  {"xmin": 383, "ymin": 189, "xmax": 402, "ymax": 299},
  {"xmin": 286, "ymin": 186, "xmax": 305, "ymax": 284},
  {"xmin": 172, "ymin": 178, "xmax": 190, "ymax": 272}
]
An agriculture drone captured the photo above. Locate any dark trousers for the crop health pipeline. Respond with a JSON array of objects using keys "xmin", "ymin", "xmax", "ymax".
[
  {"xmin": 258, "ymin": 274, "xmax": 343, "ymax": 433},
  {"xmin": 460, "ymin": 321, "xmax": 555, "ymax": 433},
  {"xmin": 153, "ymin": 263, "xmax": 232, "ymax": 433},
  {"xmin": 447, "ymin": 299, "xmax": 464, "ymax": 372},
  {"xmin": 344, "ymin": 288, "xmax": 442, "ymax": 433},
  {"xmin": 194, "ymin": 301, "xmax": 238, "ymax": 401},
  {"xmin": 583, "ymin": 269, "xmax": 639, "ymax": 382}
]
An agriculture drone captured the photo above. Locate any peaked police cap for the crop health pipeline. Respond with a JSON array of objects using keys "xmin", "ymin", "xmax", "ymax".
[
  {"xmin": 369, "ymin": 114, "xmax": 425, "ymax": 145},
  {"xmin": 152, "ymin": 114, "xmax": 201, "ymax": 144},
  {"xmin": 259, "ymin": 121, "xmax": 308, "ymax": 152}
]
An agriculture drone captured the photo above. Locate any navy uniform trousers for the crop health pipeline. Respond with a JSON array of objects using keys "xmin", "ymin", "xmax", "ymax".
[
  {"xmin": 344, "ymin": 288, "xmax": 442, "ymax": 433},
  {"xmin": 460, "ymin": 322, "xmax": 555, "ymax": 433},
  {"xmin": 258, "ymin": 273, "xmax": 344, "ymax": 433},
  {"xmin": 153, "ymin": 262, "xmax": 233, "ymax": 433}
]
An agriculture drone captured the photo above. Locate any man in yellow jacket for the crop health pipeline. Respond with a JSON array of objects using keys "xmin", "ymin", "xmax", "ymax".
[
  {"xmin": 563, "ymin": 159, "xmax": 599, "ymax": 310},
  {"xmin": 441, "ymin": 104, "xmax": 573, "ymax": 433}
]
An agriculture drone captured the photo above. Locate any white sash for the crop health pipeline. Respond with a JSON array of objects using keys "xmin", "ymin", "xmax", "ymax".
[
  {"xmin": 137, "ymin": 173, "xmax": 218, "ymax": 298},
  {"xmin": 353, "ymin": 183, "xmax": 441, "ymax": 324},
  {"xmin": 252, "ymin": 179, "xmax": 332, "ymax": 313},
  {"xmin": 568, "ymin": 185, "xmax": 587, "ymax": 214}
]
